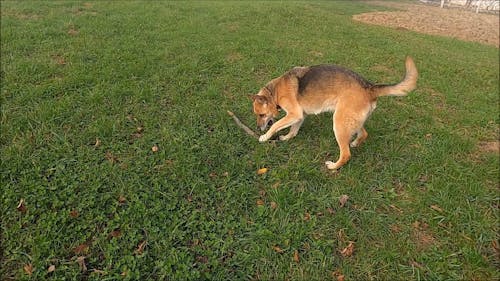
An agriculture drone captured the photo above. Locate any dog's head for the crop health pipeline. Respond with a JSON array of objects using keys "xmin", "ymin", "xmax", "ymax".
[{"xmin": 251, "ymin": 87, "xmax": 280, "ymax": 131}]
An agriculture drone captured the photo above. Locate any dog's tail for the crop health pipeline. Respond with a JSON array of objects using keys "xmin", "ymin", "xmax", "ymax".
[{"xmin": 370, "ymin": 56, "xmax": 418, "ymax": 98}]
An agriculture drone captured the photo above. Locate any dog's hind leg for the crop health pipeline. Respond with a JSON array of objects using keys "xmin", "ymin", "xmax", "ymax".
[
  {"xmin": 325, "ymin": 111, "xmax": 361, "ymax": 170},
  {"xmin": 279, "ymin": 118, "xmax": 304, "ymax": 141},
  {"xmin": 350, "ymin": 127, "xmax": 368, "ymax": 148}
]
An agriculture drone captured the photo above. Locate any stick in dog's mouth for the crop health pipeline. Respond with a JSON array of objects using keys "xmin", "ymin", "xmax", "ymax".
[{"xmin": 227, "ymin": 110, "xmax": 259, "ymax": 139}]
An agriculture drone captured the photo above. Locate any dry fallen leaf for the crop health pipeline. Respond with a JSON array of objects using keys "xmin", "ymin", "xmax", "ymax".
[
  {"xmin": 430, "ymin": 205, "xmax": 444, "ymax": 213},
  {"xmin": 410, "ymin": 260, "xmax": 424, "ymax": 269},
  {"xmin": 303, "ymin": 212, "xmax": 311, "ymax": 221},
  {"xmin": 73, "ymin": 243, "xmax": 89, "ymax": 255},
  {"xmin": 76, "ymin": 256, "xmax": 87, "ymax": 272},
  {"xmin": 332, "ymin": 269, "xmax": 345, "ymax": 281},
  {"xmin": 17, "ymin": 198, "xmax": 27, "ymax": 213},
  {"xmin": 92, "ymin": 269, "xmax": 107, "ymax": 275},
  {"xmin": 69, "ymin": 209, "xmax": 79, "ymax": 218},
  {"xmin": 109, "ymin": 228, "xmax": 122, "ymax": 239},
  {"xmin": 105, "ymin": 151, "xmax": 118, "ymax": 164},
  {"xmin": 256, "ymin": 199, "xmax": 264, "ymax": 206},
  {"xmin": 68, "ymin": 28, "xmax": 79, "ymax": 36},
  {"xmin": 134, "ymin": 240, "xmax": 147, "ymax": 255},
  {"xmin": 340, "ymin": 241, "xmax": 355, "ymax": 257},
  {"xmin": 118, "ymin": 195, "xmax": 126, "ymax": 204},
  {"xmin": 270, "ymin": 201, "xmax": 278, "ymax": 209},
  {"xmin": 293, "ymin": 250, "xmax": 300, "ymax": 263},
  {"xmin": 23, "ymin": 263, "xmax": 33, "ymax": 276},
  {"xmin": 47, "ymin": 264, "xmax": 56, "ymax": 273},
  {"xmin": 152, "ymin": 144, "xmax": 159, "ymax": 152},
  {"xmin": 257, "ymin": 167, "xmax": 268, "ymax": 175},
  {"xmin": 272, "ymin": 245, "xmax": 284, "ymax": 253},
  {"xmin": 94, "ymin": 138, "xmax": 101, "ymax": 147},
  {"xmin": 339, "ymin": 195, "xmax": 349, "ymax": 208}
]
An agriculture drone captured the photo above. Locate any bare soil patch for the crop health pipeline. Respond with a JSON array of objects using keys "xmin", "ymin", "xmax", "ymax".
[
  {"xmin": 353, "ymin": 1, "xmax": 499, "ymax": 47},
  {"xmin": 478, "ymin": 141, "xmax": 499, "ymax": 154}
]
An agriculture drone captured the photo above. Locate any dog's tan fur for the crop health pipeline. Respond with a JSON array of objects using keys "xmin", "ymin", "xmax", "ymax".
[{"xmin": 252, "ymin": 56, "xmax": 418, "ymax": 170}]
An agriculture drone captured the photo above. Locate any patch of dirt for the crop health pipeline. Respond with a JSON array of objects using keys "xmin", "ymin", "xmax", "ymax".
[
  {"xmin": 478, "ymin": 140, "xmax": 499, "ymax": 154},
  {"xmin": 353, "ymin": 1, "xmax": 499, "ymax": 47}
]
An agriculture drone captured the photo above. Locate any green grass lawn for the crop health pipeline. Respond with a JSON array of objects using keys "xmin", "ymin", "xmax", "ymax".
[{"xmin": 1, "ymin": 1, "xmax": 498, "ymax": 280}]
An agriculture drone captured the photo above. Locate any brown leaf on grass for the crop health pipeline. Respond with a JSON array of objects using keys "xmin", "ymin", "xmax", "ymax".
[
  {"xmin": 492, "ymin": 239, "xmax": 500, "ymax": 254},
  {"xmin": 339, "ymin": 195, "xmax": 349, "ymax": 208},
  {"xmin": 108, "ymin": 228, "xmax": 122, "ymax": 239},
  {"xmin": 73, "ymin": 243, "xmax": 89, "ymax": 255},
  {"xmin": 17, "ymin": 198, "xmax": 27, "ymax": 213},
  {"xmin": 293, "ymin": 250, "xmax": 300, "ymax": 263},
  {"xmin": 94, "ymin": 138, "xmax": 101, "ymax": 147},
  {"xmin": 340, "ymin": 241, "xmax": 355, "ymax": 257},
  {"xmin": 332, "ymin": 269, "xmax": 345, "ymax": 281},
  {"xmin": 52, "ymin": 55, "xmax": 66, "ymax": 65},
  {"xmin": 196, "ymin": 255, "xmax": 208, "ymax": 264},
  {"xmin": 410, "ymin": 260, "xmax": 424, "ymax": 269},
  {"xmin": 92, "ymin": 269, "xmax": 107, "ymax": 275},
  {"xmin": 272, "ymin": 245, "xmax": 284, "ymax": 253},
  {"xmin": 47, "ymin": 264, "xmax": 56, "ymax": 273},
  {"xmin": 76, "ymin": 256, "xmax": 87, "ymax": 272},
  {"xmin": 69, "ymin": 209, "xmax": 79, "ymax": 218},
  {"xmin": 390, "ymin": 224, "xmax": 402, "ymax": 233},
  {"xmin": 134, "ymin": 240, "xmax": 147, "ymax": 255},
  {"xmin": 105, "ymin": 151, "xmax": 118, "ymax": 164},
  {"xmin": 430, "ymin": 205, "xmax": 444, "ymax": 213},
  {"xmin": 68, "ymin": 28, "xmax": 79, "ymax": 36},
  {"xmin": 270, "ymin": 201, "xmax": 278, "ymax": 209},
  {"xmin": 120, "ymin": 271, "xmax": 128, "ymax": 277},
  {"xmin": 256, "ymin": 199, "xmax": 264, "ymax": 206},
  {"xmin": 118, "ymin": 195, "xmax": 126, "ymax": 204},
  {"xmin": 151, "ymin": 144, "xmax": 159, "ymax": 152},
  {"xmin": 327, "ymin": 207, "xmax": 335, "ymax": 215},
  {"xmin": 257, "ymin": 167, "xmax": 268, "ymax": 175},
  {"xmin": 303, "ymin": 212, "xmax": 311, "ymax": 221},
  {"xmin": 389, "ymin": 204, "xmax": 403, "ymax": 213},
  {"xmin": 23, "ymin": 263, "xmax": 33, "ymax": 276}
]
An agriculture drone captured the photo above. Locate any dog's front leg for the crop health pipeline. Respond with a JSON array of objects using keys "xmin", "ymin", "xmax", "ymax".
[{"xmin": 259, "ymin": 114, "xmax": 302, "ymax": 142}]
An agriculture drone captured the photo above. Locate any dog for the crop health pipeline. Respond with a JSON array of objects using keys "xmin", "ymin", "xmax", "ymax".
[{"xmin": 251, "ymin": 56, "xmax": 418, "ymax": 170}]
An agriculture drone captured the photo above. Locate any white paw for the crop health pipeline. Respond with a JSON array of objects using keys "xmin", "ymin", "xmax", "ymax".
[
  {"xmin": 325, "ymin": 161, "xmax": 338, "ymax": 170},
  {"xmin": 259, "ymin": 134, "xmax": 269, "ymax": 143},
  {"xmin": 279, "ymin": 135, "xmax": 289, "ymax": 141},
  {"xmin": 350, "ymin": 141, "xmax": 358, "ymax": 148}
]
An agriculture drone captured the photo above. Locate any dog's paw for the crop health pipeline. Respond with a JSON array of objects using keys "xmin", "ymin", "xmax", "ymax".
[
  {"xmin": 350, "ymin": 140, "xmax": 359, "ymax": 148},
  {"xmin": 279, "ymin": 135, "xmax": 289, "ymax": 141},
  {"xmin": 325, "ymin": 161, "xmax": 339, "ymax": 170},
  {"xmin": 259, "ymin": 134, "xmax": 269, "ymax": 143}
]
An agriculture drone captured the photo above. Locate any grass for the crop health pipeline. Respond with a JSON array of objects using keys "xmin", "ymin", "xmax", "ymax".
[{"xmin": 1, "ymin": 1, "xmax": 498, "ymax": 280}]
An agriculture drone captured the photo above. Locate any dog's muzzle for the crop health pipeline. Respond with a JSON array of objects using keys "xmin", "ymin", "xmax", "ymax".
[{"xmin": 259, "ymin": 118, "xmax": 274, "ymax": 131}]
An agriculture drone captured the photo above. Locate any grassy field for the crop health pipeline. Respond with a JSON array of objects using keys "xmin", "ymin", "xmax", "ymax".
[{"xmin": 1, "ymin": 1, "xmax": 498, "ymax": 280}]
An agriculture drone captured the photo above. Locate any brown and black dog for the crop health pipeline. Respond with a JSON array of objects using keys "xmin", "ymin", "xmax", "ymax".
[{"xmin": 252, "ymin": 56, "xmax": 418, "ymax": 170}]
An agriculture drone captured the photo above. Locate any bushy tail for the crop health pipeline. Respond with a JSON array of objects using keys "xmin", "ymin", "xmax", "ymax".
[{"xmin": 371, "ymin": 56, "xmax": 418, "ymax": 98}]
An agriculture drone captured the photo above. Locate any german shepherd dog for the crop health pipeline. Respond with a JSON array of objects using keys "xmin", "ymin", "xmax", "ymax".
[{"xmin": 252, "ymin": 57, "xmax": 418, "ymax": 170}]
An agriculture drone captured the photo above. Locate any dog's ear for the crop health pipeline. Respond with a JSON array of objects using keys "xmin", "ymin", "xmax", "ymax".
[{"xmin": 251, "ymin": 95, "xmax": 268, "ymax": 104}]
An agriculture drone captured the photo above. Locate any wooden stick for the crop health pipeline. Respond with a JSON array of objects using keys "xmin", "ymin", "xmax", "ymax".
[{"xmin": 227, "ymin": 110, "xmax": 258, "ymax": 139}]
